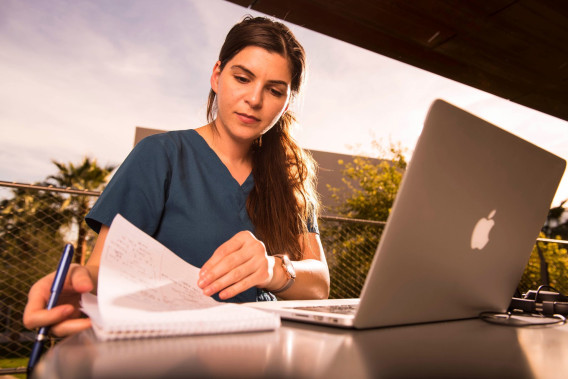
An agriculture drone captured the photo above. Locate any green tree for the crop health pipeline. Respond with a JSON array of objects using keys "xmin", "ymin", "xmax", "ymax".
[
  {"xmin": 331, "ymin": 144, "xmax": 407, "ymax": 221},
  {"xmin": 519, "ymin": 233, "xmax": 568, "ymax": 294},
  {"xmin": 518, "ymin": 200, "xmax": 568, "ymax": 294},
  {"xmin": 47, "ymin": 157, "xmax": 116, "ymax": 264},
  {"xmin": 322, "ymin": 143, "xmax": 407, "ymax": 298}
]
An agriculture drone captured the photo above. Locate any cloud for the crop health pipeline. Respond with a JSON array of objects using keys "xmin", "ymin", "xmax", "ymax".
[{"xmin": 0, "ymin": 0, "xmax": 223, "ymax": 181}]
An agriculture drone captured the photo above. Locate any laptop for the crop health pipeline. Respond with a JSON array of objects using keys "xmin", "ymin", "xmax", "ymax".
[{"xmin": 246, "ymin": 99, "xmax": 566, "ymax": 328}]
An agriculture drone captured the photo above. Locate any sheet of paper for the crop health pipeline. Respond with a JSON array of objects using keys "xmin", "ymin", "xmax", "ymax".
[
  {"xmin": 96, "ymin": 214, "xmax": 220, "ymax": 324},
  {"xmin": 81, "ymin": 214, "xmax": 280, "ymax": 339}
]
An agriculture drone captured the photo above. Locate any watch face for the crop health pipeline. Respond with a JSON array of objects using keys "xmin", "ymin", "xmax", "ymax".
[
  {"xmin": 287, "ymin": 263, "xmax": 296, "ymax": 278},
  {"xmin": 272, "ymin": 255, "xmax": 296, "ymax": 293},
  {"xmin": 282, "ymin": 255, "xmax": 296, "ymax": 278}
]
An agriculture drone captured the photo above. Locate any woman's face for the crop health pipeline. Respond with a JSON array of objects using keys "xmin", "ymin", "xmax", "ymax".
[{"xmin": 211, "ymin": 45, "xmax": 292, "ymax": 145}]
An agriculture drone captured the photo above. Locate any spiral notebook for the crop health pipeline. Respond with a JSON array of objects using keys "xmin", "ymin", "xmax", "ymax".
[{"xmin": 81, "ymin": 214, "xmax": 280, "ymax": 341}]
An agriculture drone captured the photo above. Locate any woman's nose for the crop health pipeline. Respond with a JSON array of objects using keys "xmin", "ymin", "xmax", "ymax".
[{"xmin": 245, "ymin": 84, "xmax": 263, "ymax": 108}]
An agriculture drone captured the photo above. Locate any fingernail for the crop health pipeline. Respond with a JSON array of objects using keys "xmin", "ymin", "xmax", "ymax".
[{"xmin": 203, "ymin": 287, "xmax": 213, "ymax": 296}]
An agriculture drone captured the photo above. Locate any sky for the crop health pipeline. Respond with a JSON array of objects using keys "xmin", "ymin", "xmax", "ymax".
[{"xmin": 1, "ymin": 0, "xmax": 567, "ymax": 206}]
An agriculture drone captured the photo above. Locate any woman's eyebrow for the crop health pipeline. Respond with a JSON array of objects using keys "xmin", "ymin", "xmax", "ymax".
[{"xmin": 230, "ymin": 64, "xmax": 289, "ymax": 87}]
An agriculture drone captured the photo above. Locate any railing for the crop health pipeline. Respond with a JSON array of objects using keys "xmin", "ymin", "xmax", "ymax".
[{"xmin": 1, "ymin": 181, "xmax": 567, "ymax": 369}]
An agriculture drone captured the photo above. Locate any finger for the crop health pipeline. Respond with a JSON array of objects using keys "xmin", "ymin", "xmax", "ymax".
[
  {"xmin": 203, "ymin": 253, "xmax": 270, "ymax": 297},
  {"xmin": 68, "ymin": 265, "xmax": 94, "ymax": 293},
  {"xmin": 25, "ymin": 266, "xmax": 91, "ymax": 313},
  {"xmin": 199, "ymin": 233, "xmax": 255, "ymax": 287},
  {"xmin": 50, "ymin": 318, "xmax": 92, "ymax": 337},
  {"xmin": 218, "ymin": 271, "xmax": 261, "ymax": 300},
  {"xmin": 24, "ymin": 274, "xmax": 56, "ymax": 315},
  {"xmin": 200, "ymin": 251, "xmax": 252, "ymax": 292},
  {"xmin": 23, "ymin": 304, "xmax": 75, "ymax": 330},
  {"xmin": 201, "ymin": 261, "xmax": 249, "ymax": 296},
  {"xmin": 23, "ymin": 266, "xmax": 93, "ymax": 330},
  {"xmin": 200, "ymin": 234, "xmax": 247, "ymax": 275}
]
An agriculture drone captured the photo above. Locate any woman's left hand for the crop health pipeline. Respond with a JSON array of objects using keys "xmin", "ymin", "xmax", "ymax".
[{"xmin": 198, "ymin": 231, "xmax": 274, "ymax": 300}]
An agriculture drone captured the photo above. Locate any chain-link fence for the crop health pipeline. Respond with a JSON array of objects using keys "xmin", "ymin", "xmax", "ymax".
[
  {"xmin": 320, "ymin": 216, "xmax": 568, "ymax": 299},
  {"xmin": 319, "ymin": 216, "xmax": 386, "ymax": 299},
  {"xmin": 0, "ymin": 182, "xmax": 101, "ymax": 366},
  {"xmin": 1, "ymin": 182, "xmax": 567, "ymax": 367}
]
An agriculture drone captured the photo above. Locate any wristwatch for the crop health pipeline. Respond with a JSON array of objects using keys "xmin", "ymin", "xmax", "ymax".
[{"xmin": 272, "ymin": 254, "xmax": 296, "ymax": 293}]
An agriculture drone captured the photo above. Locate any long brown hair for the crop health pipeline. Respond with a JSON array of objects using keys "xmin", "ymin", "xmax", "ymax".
[{"xmin": 206, "ymin": 16, "xmax": 319, "ymax": 260}]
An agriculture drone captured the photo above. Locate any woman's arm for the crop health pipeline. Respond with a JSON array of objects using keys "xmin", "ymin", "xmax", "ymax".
[
  {"xmin": 82, "ymin": 224, "xmax": 108, "ymax": 290},
  {"xmin": 267, "ymin": 233, "xmax": 330, "ymax": 300}
]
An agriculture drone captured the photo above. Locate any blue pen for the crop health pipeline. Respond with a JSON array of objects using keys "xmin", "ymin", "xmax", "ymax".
[{"xmin": 27, "ymin": 243, "xmax": 74, "ymax": 375}]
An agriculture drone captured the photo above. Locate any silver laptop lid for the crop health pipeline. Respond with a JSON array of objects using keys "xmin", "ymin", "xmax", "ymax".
[{"xmin": 355, "ymin": 99, "xmax": 566, "ymax": 328}]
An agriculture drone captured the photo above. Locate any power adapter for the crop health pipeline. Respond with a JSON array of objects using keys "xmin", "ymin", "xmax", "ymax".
[{"xmin": 508, "ymin": 288, "xmax": 568, "ymax": 316}]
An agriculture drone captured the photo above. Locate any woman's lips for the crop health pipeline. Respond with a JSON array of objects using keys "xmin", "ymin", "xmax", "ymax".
[{"xmin": 236, "ymin": 112, "xmax": 260, "ymax": 124}]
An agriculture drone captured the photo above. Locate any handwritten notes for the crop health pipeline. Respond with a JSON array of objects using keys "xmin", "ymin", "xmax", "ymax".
[{"xmin": 81, "ymin": 214, "xmax": 280, "ymax": 340}]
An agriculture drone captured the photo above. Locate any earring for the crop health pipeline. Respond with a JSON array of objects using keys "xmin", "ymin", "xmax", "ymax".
[{"xmin": 256, "ymin": 135, "xmax": 262, "ymax": 148}]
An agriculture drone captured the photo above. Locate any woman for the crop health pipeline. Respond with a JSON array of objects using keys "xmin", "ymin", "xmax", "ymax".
[{"xmin": 23, "ymin": 16, "xmax": 330, "ymax": 336}]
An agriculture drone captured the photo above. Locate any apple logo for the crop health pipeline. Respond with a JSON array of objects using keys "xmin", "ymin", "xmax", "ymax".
[{"xmin": 471, "ymin": 209, "xmax": 497, "ymax": 250}]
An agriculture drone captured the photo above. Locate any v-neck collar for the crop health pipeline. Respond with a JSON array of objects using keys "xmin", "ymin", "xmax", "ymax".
[{"xmin": 190, "ymin": 129, "xmax": 254, "ymax": 190}]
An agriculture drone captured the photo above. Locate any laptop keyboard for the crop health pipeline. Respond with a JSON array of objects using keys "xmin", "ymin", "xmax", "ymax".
[{"xmin": 292, "ymin": 304, "xmax": 359, "ymax": 315}]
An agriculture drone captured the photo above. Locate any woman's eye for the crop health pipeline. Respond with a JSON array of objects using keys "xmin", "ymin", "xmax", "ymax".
[
  {"xmin": 270, "ymin": 88, "xmax": 283, "ymax": 97},
  {"xmin": 235, "ymin": 75, "xmax": 249, "ymax": 83}
]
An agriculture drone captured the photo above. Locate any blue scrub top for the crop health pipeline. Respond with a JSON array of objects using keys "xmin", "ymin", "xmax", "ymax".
[{"xmin": 87, "ymin": 129, "xmax": 289, "ymax": 302}]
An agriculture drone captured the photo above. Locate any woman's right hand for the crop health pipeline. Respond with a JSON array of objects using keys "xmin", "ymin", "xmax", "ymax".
[{"xmin": 23, "ymin": 263, "xmax": 94, "ymax": 337}]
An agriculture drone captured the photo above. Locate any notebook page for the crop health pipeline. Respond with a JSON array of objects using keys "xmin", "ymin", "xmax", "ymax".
[{"xmin": 81, "ymin": 214, "xmax": 280, "ymax": 339}]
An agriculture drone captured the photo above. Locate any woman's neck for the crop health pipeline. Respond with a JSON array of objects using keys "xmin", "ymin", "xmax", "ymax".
[{"xmin": 196, "ymin": 122, "xmax": 253, "ymax": 184}]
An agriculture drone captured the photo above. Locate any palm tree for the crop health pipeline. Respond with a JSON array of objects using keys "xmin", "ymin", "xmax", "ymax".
[{"xmin": 47, "ymin": 157, "xmax": 116, "ymax": 264}]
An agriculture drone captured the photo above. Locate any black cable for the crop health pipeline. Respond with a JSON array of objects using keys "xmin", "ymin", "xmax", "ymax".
[{"xmin": 479, "ymin": 311, "xmax": 566, "ymax": 327}]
